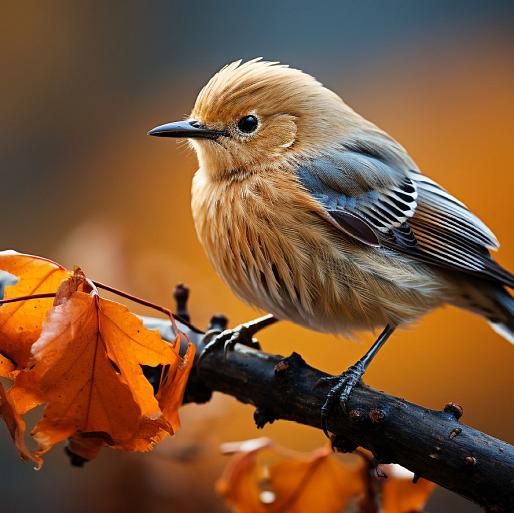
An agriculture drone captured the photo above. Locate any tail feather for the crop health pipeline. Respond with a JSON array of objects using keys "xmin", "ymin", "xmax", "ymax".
[
  {"xmin": 487, "ymin": 287, "xmax": 514, "ymax": 345},
  {"xmin": 453, "ymin": 280, "xmax": 514, "ymax": 345},
  {"xmin": 489, "ymin": 322, "xmax": 514, "ymax": 344}
]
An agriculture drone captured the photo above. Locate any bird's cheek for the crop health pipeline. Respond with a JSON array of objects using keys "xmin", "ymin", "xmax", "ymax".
[
  {"xmin": 263, "ymin": 116, "xmax": 298, "ymax": 152},
  {"xmin": 263, "ymin": 129, "xmax": 297, "ymax": 154}
]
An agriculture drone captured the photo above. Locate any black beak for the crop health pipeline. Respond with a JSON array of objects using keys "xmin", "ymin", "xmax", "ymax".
[{"xmin": 147, "ymin": 120, "xmax": 226, "ymax": 139}]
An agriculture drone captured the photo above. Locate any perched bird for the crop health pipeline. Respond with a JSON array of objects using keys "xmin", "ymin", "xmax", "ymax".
[{"xmin": 149, "ymin": 59, "xmax": 514, "ymax": 432}]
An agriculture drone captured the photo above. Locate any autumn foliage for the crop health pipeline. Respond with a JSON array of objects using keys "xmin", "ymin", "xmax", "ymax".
[
  {"xmin": 0, "ymin": 251, "xmax": 195, "ymax": 467},
  {"xmin": 217, "ymin": 438, "xmax": 435, "ymax": 513}
]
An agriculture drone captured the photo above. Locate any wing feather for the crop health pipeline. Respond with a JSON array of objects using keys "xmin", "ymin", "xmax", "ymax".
[
  {"xmin": 297, "ymin": 153, "xmax": 418, "ymax": 236},
  {"xmin": 411, "ymin": 172, "xmax": 499, "ymax": 249},
  {"xmin": 297, "ymin": 149, "xmax": 513, "ymax": 288}
]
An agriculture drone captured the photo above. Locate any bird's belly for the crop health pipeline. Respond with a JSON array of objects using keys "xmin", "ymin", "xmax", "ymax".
[
  {"xmin": 198, "ymin": 216, "xmax": 443, "ymax": 336},
  {"xmin": 225, "ymin": 259, "xmax": 440, "ymax": 336}
]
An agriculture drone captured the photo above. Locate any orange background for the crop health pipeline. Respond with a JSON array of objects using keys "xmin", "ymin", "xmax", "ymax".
[{"xmin": 1, "ymin": 2, "xmax": 512, "ymax": 512}]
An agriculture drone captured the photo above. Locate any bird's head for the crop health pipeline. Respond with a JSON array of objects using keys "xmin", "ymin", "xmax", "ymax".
[{"xmin": 149, "ymin": 59, "xmax": 357, "ymax": 180}]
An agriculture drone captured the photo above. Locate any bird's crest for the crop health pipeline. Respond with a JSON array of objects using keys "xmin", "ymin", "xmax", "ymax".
[{"xmin": 192, "ymin": 58, "xmax": 324, "ymax": 124}]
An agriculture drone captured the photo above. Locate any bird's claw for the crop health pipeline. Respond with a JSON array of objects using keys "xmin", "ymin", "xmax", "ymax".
[
  {"xmin": 318, "ymin": 362, "xmax": 365, "ymax": 437},
  {"xmin": 197, "ymin": 324, "xmax": 261, "ymax": 369}
]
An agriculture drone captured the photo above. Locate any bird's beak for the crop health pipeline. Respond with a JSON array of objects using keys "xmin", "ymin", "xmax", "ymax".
[{"xmin": 147, "ymin": 120, "xmax": 226, "ymax": 140}]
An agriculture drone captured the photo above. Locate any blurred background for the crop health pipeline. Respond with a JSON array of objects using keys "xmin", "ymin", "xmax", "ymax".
[{"xmin": 1, "ymin": 1, "xmax": 513, "ymax": 512}]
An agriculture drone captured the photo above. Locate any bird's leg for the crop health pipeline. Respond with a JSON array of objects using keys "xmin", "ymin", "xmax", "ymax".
[
  {"xmin": 198, "ymin": 314, "xmax": 277, "ymax": 368},
  {"xmin": 318, "ymin": 324, "xmax": 396, "ymax": 436}
]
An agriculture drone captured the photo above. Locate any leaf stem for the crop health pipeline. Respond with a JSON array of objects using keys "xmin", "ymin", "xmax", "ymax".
[
  {"xmin": 0, "ymin": 293, "xmax": 56, "ymax": 304},
  {"xmin": 91, "ymin": 280, "xmax": 203, "ymax": 333}
]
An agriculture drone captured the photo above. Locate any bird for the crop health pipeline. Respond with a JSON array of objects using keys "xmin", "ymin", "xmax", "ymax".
[{"xmin": 148, "ymin": 58, "xmax": 514, "ymax": 433}]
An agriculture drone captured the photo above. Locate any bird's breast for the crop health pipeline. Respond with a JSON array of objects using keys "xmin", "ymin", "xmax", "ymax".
[{"xmin": 192, "ymin": 169, "xmax": 322, "ymax": 315}]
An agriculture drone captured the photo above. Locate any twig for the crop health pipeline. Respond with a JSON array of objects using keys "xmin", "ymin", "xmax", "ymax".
[{"xmin": 92, "ymin": 280, "xmax": 202, "ymax": 333}]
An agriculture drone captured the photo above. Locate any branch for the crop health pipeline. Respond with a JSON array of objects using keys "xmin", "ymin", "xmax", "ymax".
[
  {"xmin": 144, "ymin": 311, "xmax": 514, "ymax": 512},
  {"xmin": 2, "ymin": 264, "xmax": 509, "ymax": 509}
]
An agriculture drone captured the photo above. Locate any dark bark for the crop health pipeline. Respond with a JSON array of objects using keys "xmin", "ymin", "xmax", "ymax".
[{"xmin": 143, "ymin": 314, "xmax": 514, "ymax": 513}]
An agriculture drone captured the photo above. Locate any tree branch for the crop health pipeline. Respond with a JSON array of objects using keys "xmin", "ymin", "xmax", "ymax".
[
  {"xmin": 144, "ymin": 313, "xmax": 514, "ymax": 512},
  {"xmin": 2, "ymin": 264, "xmax": 510, "ymax": 510}
]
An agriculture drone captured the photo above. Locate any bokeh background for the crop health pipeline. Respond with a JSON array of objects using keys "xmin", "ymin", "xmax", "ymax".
[{"xmin": 1, "ymin": 1, "xmax": 513, "ymax": 512}]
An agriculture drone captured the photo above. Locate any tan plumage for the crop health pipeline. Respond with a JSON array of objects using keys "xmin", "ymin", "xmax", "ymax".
[
  {"xmin": 192, "ymin": 162, "xmax": 447, "ymax": 335},
  {"xmin": 151, "ymin": 58, "xmax": 514, "ymax": 343}
]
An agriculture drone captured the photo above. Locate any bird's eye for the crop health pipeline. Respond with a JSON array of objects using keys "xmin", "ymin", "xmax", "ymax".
[{"xmin": 237, "ymin": 115, "xmax": 258, "ymax": 134}]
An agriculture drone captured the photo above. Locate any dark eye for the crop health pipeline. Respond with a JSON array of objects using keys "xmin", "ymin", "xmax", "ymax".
[{"xmin": 237, "ymin": 115, "xmax": 258, "ymax": 133}]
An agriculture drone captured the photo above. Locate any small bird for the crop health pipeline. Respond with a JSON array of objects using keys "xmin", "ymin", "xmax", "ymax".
[{"xmin": 149, "ymin": 59, "xmax": 514, "ymax": 432}]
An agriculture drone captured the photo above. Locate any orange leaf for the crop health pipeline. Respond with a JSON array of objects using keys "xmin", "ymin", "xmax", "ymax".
[
  {"xmin": 216, "ymin": 438, "xmax": 366, "ymax": 513},
  {"xmin": 65, "ymin": 421, "xmax": 171, "ymax": 462},
  {"xmin": 66, "ymin": 433, "xmax": 106, "ymax": 464},
  {"xmin": 117, "ymin": 416, "xmax": 170, "ymax": 452},
  {"xmin": 216, "ymin": 440, "xmax": 271, "ymax": 512},
  {"xmin": 157, "ymin": 334, "xmax": 195, "ymax": 433},
  {"xmin": 381, "ymin": 464, "xmax": 436, "ymax": 513},
  {"xmin": 9, "ymin": 269, "xmax": 185, "ymax": 463},
  {"xmin": 217, "ymin": 441, "xmax": 437, "ymax": 513},
  {"xmin": 0, "ymin": 251, "xmax": 69, "ymax": 367},
  {"xmin": 0, "ymin": 382, "xmax": 40, "ymax": 467},
  {"xmin": 269, "ymin": 452, "xmax": 366, "ymax": 513},
  {"xmin": 0, "ymin": 354, "xmax": 16, "ymax": 378}
]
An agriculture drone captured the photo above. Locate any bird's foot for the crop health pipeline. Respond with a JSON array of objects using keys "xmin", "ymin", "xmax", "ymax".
[
  {"xmin": 198, "ymin": 323, "xmax": 261, "ymax": 369},
  {"xmin": 317, "ymin": 361, "xmax": 366, "ymax": 437}
]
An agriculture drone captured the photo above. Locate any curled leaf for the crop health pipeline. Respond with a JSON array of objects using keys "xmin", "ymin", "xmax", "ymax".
[
  {"xmin": 157, "ymin": 334, "xmax": 195, "ymax": 433},
  {"xmin": 0, "ymin": 354, "xmax": 15, "ymax": 379},
  {"xmin": 8, "ymin": 269, "xmax": 193, "ymax": 464},
  {"xmin": 381, "ymin": 464, "xmax": 436, "ymax": 513},
  {"xmin": 217, "ymin": 439, "xmax": 436, "ymax": 513},
  {"xmin": 0, "ymin": 383, "xmax": 40, "ymax": 466},
  {"xmin": 216, "ymin": 438, "xmax": 366, "ymax": 513},
  {"xmin": 65, "ymin": 433, "xmax": 106, "ymax": 466}
]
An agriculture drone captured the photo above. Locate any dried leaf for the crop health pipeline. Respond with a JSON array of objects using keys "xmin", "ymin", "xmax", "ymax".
[
  {"xmin": 66, "ymin": 433, "xmax": 106, "ymax": 465},
  {"xmin": 0, "ymin": 354, "xmax": 16, "ymax": 378},
  {"xmin": 381, "ymin": 464, "xmax": 436, "ymax": 513},
  {"xmin": 65, "ymin": 420, "xmax": 171, "ymax": 463},
  {"xmin": 217, "ymin": 440, "xmax": 437, "ymax": 513},
  {"xmin": 9, "ymin": 270, "xmax": 190, "ymax": 463},
  {"xmin": 157, "ymin": 334, "xmax": 195, "ymax": 433},
  {"xmin": 0, "ymin": 383, "xmax": 40, "ymax": 466},
  {"xmin": 216, "ymin": 438, "xmax": 366, "ymax": 513},
  {"xmin": 269, "ymin": 450, "xmax": 366, "ymax": 513},
  {"xmin": 0, "ymin": 251, "xmax": 69, "ymax": 367}
]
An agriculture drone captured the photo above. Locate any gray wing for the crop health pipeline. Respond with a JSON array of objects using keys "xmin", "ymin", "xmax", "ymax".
[
  {"xmin": 297, "ymin": 149, "xmax": 514, "ymax": 287},
  {"xmin": 297, "ymin": 152, "xmax": 418, "ymax": 247}
]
